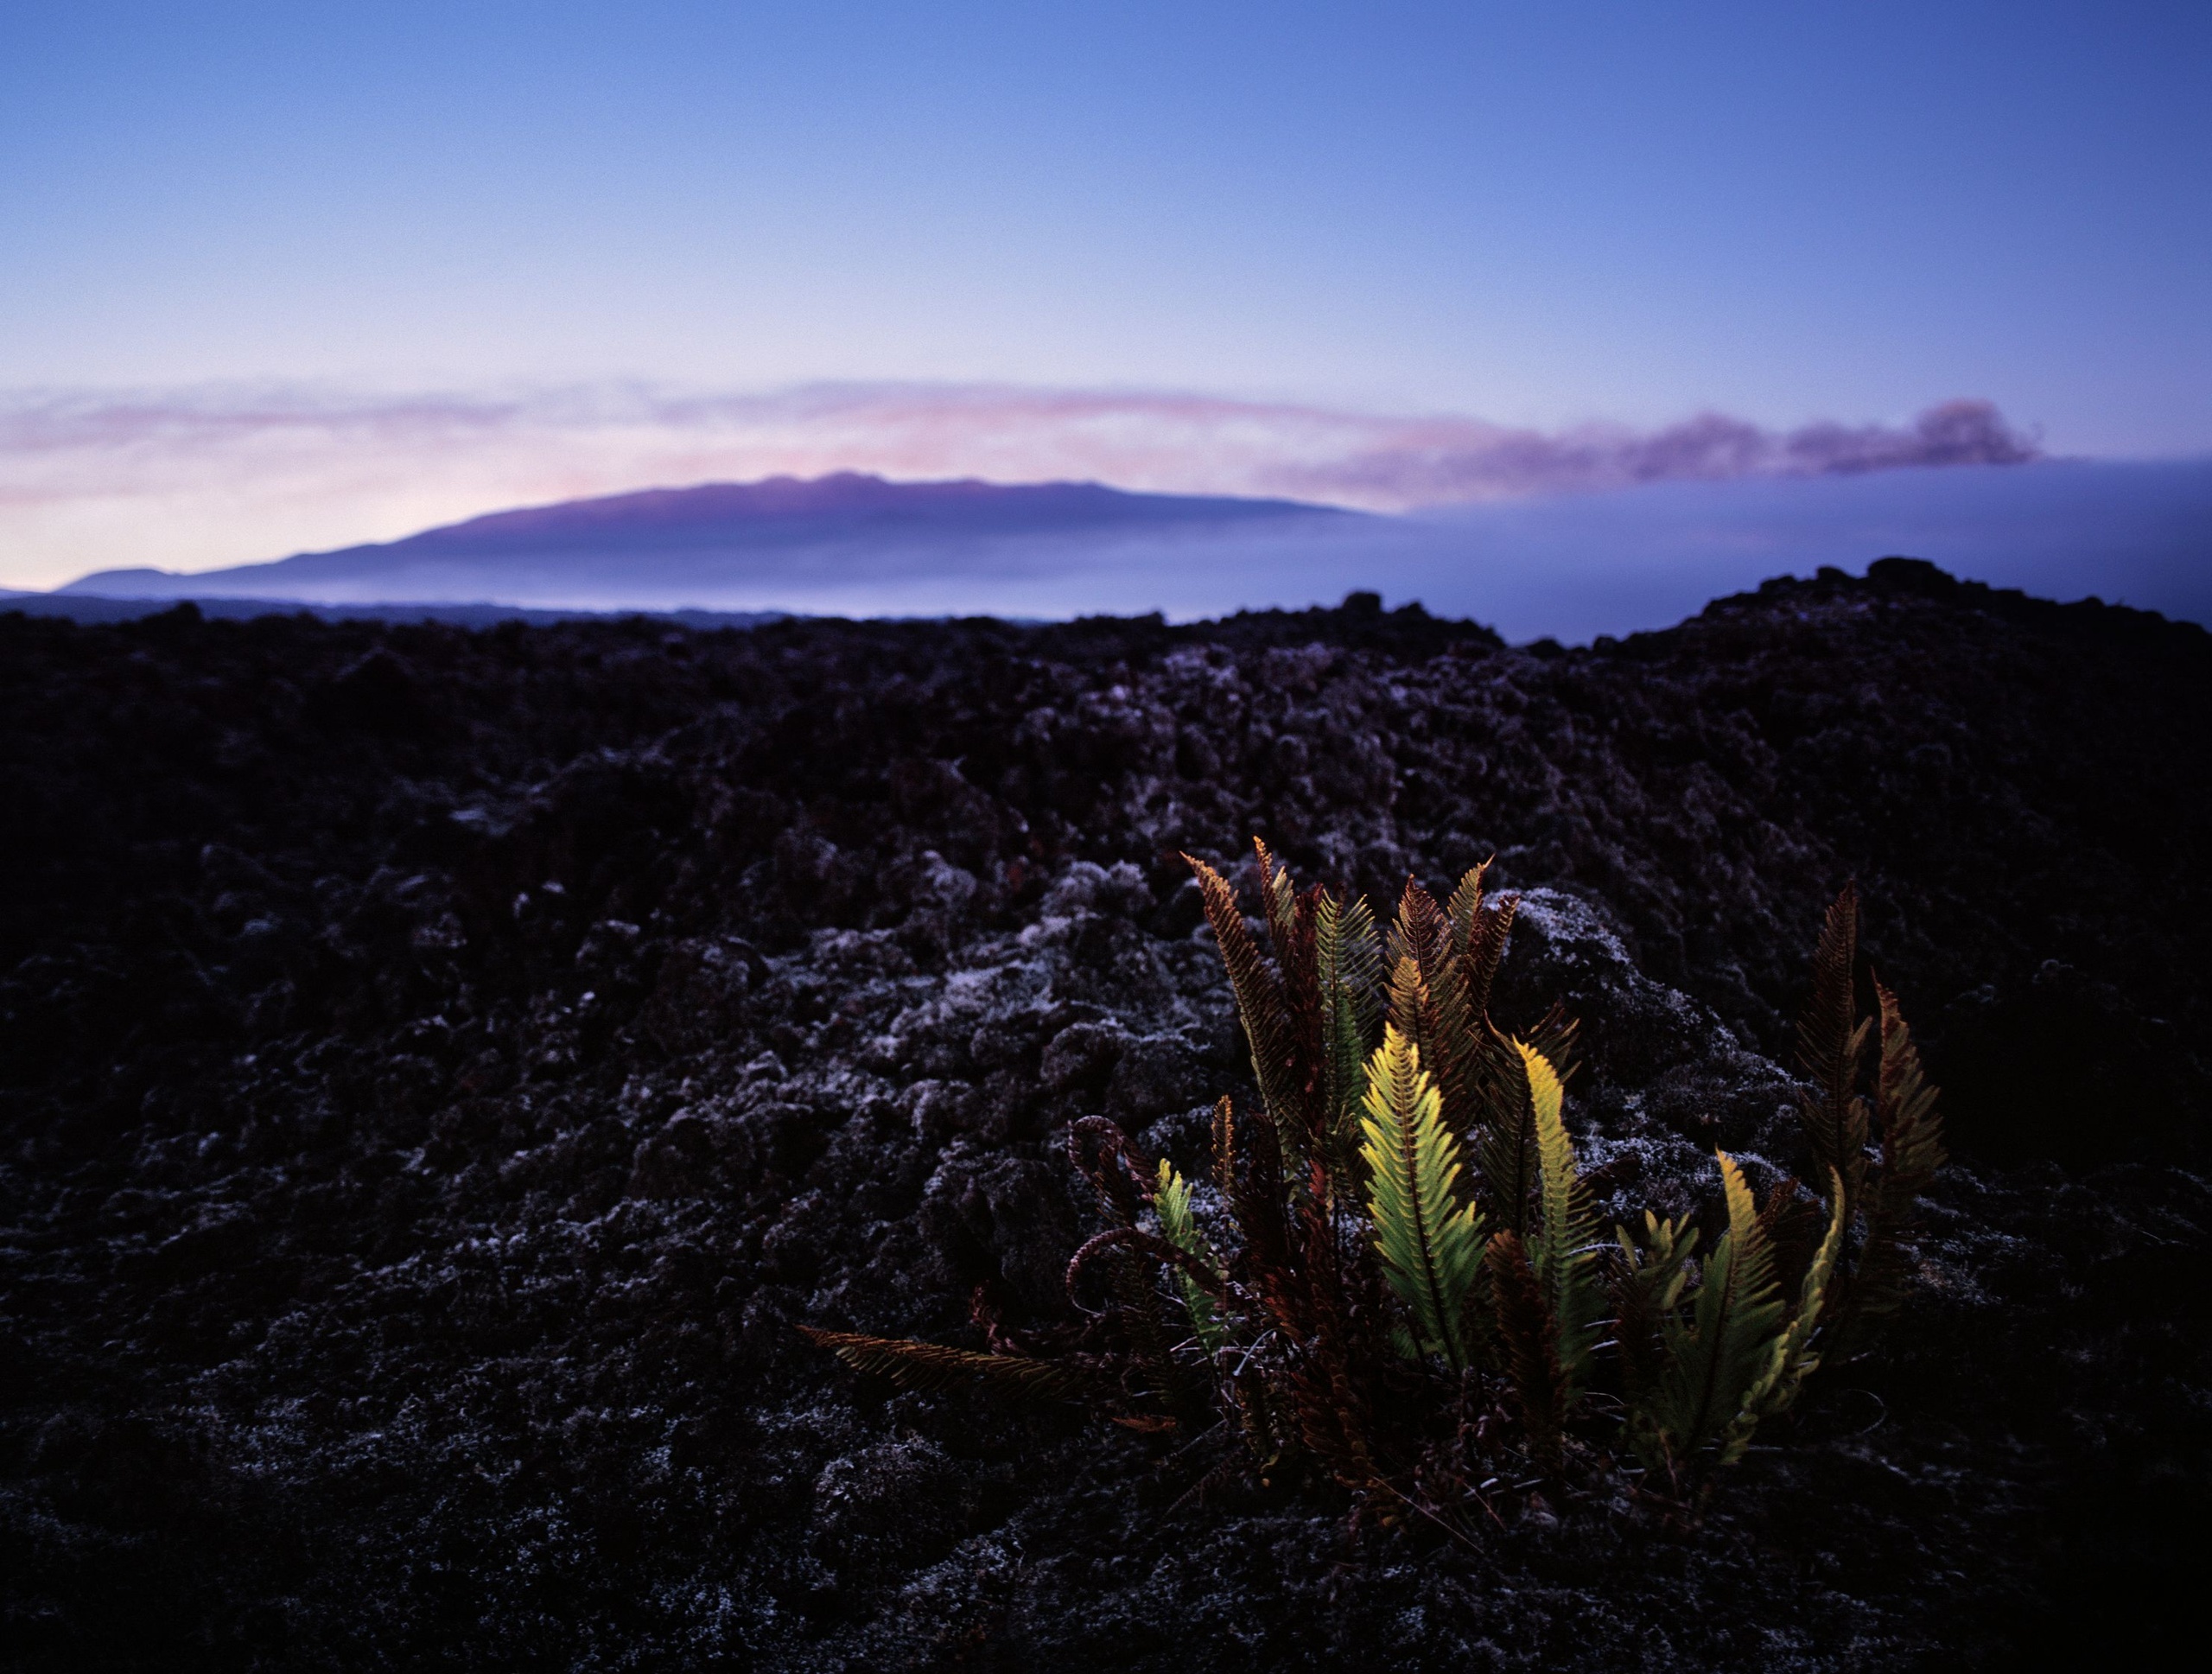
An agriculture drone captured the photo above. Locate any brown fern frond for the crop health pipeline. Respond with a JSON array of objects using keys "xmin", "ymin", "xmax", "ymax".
[
  {"xmin": 1872, "ymin": 975, "xmax": 1946, "ymax": 1197},
  {"xmin": 1384, "ymin": 881, "xmax": 1484, "ymax": 1142},
  {"xmin": 1795, "ymin": 883, "xmax": 1871, "ymax": 1209},
  {"xmin": 1216, "ymin": 1096, "xmax": 1300, "ymax": 1337},
  {"xmin": 1255, "ymin": 841, "xmax": 1332, "ymax": 1160},
  {"xmin": 1753, "ymin": 1174, "xmax": 1819, "ymax": 1300},
  {"xmin": 1211, "ymin": 1092, "xmax": 1236, "ymax": 1194},
  {"xmin": 1474, "ymin": 1024, "xmax": 1541, "ymax": 1238},
  {"xmin": 1489, "ymin": 1230, "xmax": 1567, "ymax": 1470},
  {"xmin": 799, "ymin": 1327, "xmax": 1096, "ymax": 1401},
  {"xmin": 1384, "ymin": 950, "xmax": 1431, "ymax": 1054},
  {"xmin": 1188, "ymin": 850, "xmax": 1318, "ymax": 1175},
  {"xmin": 1385, "ymin": 875, "xmax": 1448, "ymax": 980},
  {"xmin": 1834, "ymin": 975, "xmax": 1948, "ymax": 1352},
  {"xmin": 1444, "ymin": 859, "xmax": 1492, "ymax": 963},
  {"xmin": 1254, "ymin": 837, "xmax": 1302, "ymax": 959},
  {"xmin": 1464, "ymin": 892, "xmax": 1518, "ymax": 1024}
]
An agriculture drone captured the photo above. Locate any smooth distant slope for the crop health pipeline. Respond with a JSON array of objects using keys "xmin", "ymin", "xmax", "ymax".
[
  {"xmin": 51, "ymin": 458, "xmax": 2212, "ymax": 638},
  {"xmin": 59, "ymin": 473, "xmax": 1367, "ymax": 611}
]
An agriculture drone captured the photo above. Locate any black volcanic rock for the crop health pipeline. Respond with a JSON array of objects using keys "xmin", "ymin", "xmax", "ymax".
[{"xmin": 0, "ymin": 575, "xmax": 2207, "ymax": 1670}]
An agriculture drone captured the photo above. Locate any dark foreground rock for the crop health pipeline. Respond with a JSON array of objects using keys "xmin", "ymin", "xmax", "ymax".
[{"xmin": 2, "ymin": 569, "xmax": 2208, "ymax": 1671}]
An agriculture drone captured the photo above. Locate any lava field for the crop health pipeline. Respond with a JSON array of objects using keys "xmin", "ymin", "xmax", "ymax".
[{"xmin": 3, "ymin": 563, "xmax": 2208, "ymax": 1671}]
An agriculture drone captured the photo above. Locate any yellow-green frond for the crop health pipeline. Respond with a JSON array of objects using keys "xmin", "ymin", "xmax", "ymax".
[
  {"xmin": 1517, "ymin": 1039, "xmax": 1603, "ymax": 1391},
  {"xmin": 1727, "ymin": 1167, "xmax": 1848, "ymax": 1459},
  {"xmin": 1154, "ymin": 1159, "xmax": 1227, "ymax": 1353},
  {"xmin": 1359, "ymin": 1025, "xmax": 1486, "ymax": 1371}
]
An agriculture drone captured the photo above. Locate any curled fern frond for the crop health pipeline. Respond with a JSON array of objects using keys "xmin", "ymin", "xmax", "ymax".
[
  {"xmin": 1065, "ymin": 1225, "xmax": 1236, "ymax": 1314},
  {"xmin": 1359, "ymin": 1025, "xmax": 1487, "ymax": 1370},
  {"xmin": 1067, "ymin": 1114, "xmax": 1153, "ymax": 1227},
  {"xmin": 799, "ymin": 1327, "xmax": 1096, "ymax": 1402}
]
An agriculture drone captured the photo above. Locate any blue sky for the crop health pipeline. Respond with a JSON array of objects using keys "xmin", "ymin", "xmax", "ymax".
[
  {"xmin": 1, "ymin": 2, "xmax": 2207, "ymax": 589},
  {"xmin": 6, "ymin": 1, "xmax": 2207, "ymax": 440}
]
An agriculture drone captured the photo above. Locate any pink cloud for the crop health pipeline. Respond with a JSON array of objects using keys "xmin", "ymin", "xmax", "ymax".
[{"xmin": 0, "ymin": 380, "xmax": 2038, "ymax": 589}]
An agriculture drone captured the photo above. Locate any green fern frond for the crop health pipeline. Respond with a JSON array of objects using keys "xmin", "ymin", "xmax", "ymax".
[
  {"xmin": 1520, "ymin": 1040, "xmax": 1604, "ymax": 1391},
  {"xmin": 1316, "ymin": 888, "xmax": 1383, "ymax": 1167},
  {"xmin": 1611, "ymin": 1210, "xmax": 1700, "ymax": 1412},
  {"xmin": 1724, "ymin": 1166, "xmax": 1849, "ymax": 1461},
  {"xmin": 1637, "ymin": 1152, "xmax": 1787, "ymax": 1469},
  {"xmin": 1155, "ymin": 1159, "xmax": 1228, "ymax": 1353},
  {"xmin": 1358, "ymin": 1024, "xmax": 1487, "ymax": 1371},
  {"xmin": 799, "ymin": 1327, "xmax": 1094, "ymax": 1401}
]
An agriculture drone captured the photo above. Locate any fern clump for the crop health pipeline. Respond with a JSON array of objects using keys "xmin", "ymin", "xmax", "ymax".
[{"xmin": 806, "ymin": 844, "xmax": 1944, "ymax": 1530}]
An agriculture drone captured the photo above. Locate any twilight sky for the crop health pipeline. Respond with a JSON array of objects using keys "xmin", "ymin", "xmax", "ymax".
[{"xmin": 2, "ymin": 1, "xmax": 2208, "ymax": 589}]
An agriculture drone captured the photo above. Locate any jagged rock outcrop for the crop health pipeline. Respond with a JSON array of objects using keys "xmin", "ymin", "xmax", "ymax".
[{"xmin": 1, "ymin": 571, "xmax": 2206, "ymax": 1669}]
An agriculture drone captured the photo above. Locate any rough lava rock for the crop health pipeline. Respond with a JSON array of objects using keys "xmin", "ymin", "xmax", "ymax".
[{"xmin": 1, "ymin": 573, "xmax": 2207, "ymax": 1670}]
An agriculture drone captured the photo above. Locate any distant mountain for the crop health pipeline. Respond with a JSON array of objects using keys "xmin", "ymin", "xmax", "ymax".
[{"xmin": 58, "ymin": 474, "xmax": 1366, "ymax": 612}]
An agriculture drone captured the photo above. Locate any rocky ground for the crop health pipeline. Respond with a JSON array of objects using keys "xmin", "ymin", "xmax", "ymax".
[{"xmin": 3, "ymin": 563, "xmax": 2208, "ymax": 1671}]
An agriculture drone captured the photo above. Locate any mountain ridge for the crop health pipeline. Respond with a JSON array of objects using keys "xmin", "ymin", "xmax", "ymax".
[{"xmin": 58, "ymin": 472, "xmax": 1363, "ymax": 607}]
